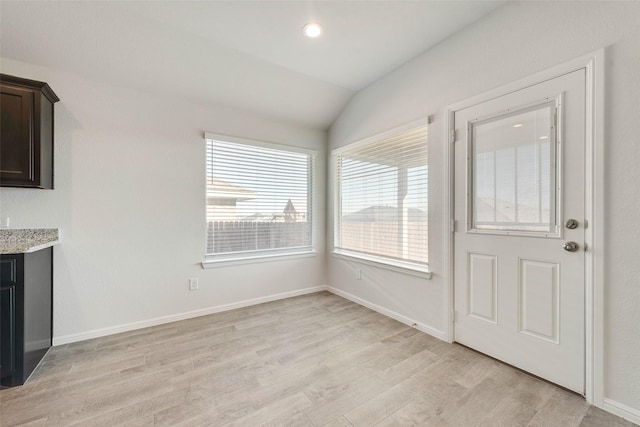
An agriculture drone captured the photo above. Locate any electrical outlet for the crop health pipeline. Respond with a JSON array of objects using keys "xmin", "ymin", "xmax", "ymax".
[
  {"xmin": 356, "ymin": 269, "xmax": 361, "ymax": 280},
  {"xmin": 189, "ymin": 278, "xmax": 199, "ymax": 291}
]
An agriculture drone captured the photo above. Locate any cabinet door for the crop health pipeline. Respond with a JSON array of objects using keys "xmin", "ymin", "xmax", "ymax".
[
  {"xmin": 0, "ymin": 85, "xmax": 34, "ymax": 184},
  {"xmin": 0, "ymin": 285, "xmax": 16, "ymax": 380}
]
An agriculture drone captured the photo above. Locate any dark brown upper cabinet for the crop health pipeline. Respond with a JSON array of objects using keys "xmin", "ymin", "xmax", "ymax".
[{"xmin": 1, "ymin": 74, "xmax": 59, "ymax": 189}]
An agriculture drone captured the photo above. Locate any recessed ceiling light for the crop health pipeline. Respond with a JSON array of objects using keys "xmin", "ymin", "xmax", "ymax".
[
  {"xmin": 539, "ymin": 136, "xmax": 549, "ymax": 140},
  {"xmin": 303, "ymin": 22, "xmax": 323, "ymax": 38},
  {"xmin": 513, "ymin": 123, "xmax": 523, "ymax": 128}
]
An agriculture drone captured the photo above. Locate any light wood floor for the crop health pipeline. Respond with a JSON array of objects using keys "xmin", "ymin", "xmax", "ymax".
[{"xmin": 0, "ymin": 291, "xmax": 635, "ymax": 427}]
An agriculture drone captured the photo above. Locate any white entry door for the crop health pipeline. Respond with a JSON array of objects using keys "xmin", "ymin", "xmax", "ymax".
[{"xmin": 453, "ymin": 69, "xmax": 586, "ymax": 393}]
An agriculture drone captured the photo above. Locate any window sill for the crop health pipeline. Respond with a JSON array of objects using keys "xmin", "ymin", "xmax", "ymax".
[
  {"xmin": 202, "ymin": 250, "xmax": 317, "ymax": 269},
  {"xmin": 331, "ymin": 250, "xmax": 432, "ymax": 279}
]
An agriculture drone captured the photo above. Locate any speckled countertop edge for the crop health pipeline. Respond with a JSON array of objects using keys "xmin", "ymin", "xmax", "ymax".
[{"xmin": 0, "ymin": 229, "xmax": 60, "ymax": 254}]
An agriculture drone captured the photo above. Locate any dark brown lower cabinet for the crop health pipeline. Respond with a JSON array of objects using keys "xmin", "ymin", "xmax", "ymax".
[{"xmin": 0, "ymin": 248, "xmax": 52, "ymax": 387}]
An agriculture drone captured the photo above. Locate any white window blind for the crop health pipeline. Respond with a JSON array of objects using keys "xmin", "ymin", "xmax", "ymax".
[
  {"xmin": 334, "ymin": 124, "xmax": 428, "ymax": 268},
  {"xmin": 205, "ymin": 136, "xmax": 314, "ymax": 258}
]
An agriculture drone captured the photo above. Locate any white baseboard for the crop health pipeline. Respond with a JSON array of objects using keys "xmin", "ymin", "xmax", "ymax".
[
  {"xmin": 602, "ymin": 398, "xmax": 640, "ymax": 425},
  {"xmin": 325, "ymin": 286, "xmax": 446, "ymax": 341},
  {"xmin": 53, "ymin": 285, "xmax": 326, "ymax": 345}
]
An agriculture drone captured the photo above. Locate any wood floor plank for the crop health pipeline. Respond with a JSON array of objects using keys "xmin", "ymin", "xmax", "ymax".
[
  {"xmin": 0, "ymin": 292, "xmax": 634, "ymax": 427},
  {"xmin": 527, "ymin": 389, "xmax": 591, "ymax": 427},
  {"xmin": 508, "ymin": 371, "xmax": 558, "ymax": 410},
  {"xmin": 477, "ymin": 395, "xmax": 538, "ymax": 426},
  {"xmin": 450, "ymin": 354, "xmax": 500, "ymax": 389},
  {"xmin": 223, "ymin": 392, "xmax": 313, "ymax": 427},
  {"xmin": 323, "ymin": 416, "xmax": 354, "ymax": 427},
  {"xmin": 343, "ymin": 380, "xmax": 411, "ymax": 427},
  {"xmin": 438, "ymin": 377, "xmax": 511, "ymax": 426},
  {"xmin": 68, "ymin": 389, "xmax": 189, "ymax": 427},
  {"xmin": 374, "ymin": 417, "xmax": 401, "ymax": 427},
  {"xmin": 378, "ymin": 348, "xmax": 439, "ymax": 386},
  {"xmin": 274, "ymin": 411, "xmax": 314, "ymax": 427},
  {"xmin": 303, "ymin": 364, "xmax": 379, "ymax": 405},
  {"xmin": 13, "ymin": 418, "xmax": 48, "ymax": 427},
  {"xmin": 303, "ymin": 375, "xmax": 389, "ymax": 426},
  {"xmin": 251, "ymin": 362, "xmax": 330, "ymax": 409},
  {"xmin": 386, "ymin": 377, "xmax": 466, "ymax": 425}
]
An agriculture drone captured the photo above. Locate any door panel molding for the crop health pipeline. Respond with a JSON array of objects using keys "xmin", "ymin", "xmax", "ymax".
[
  {"xmin": 444, "ymin": 49, "xmax": 604, "ymax": 406},
  {"xmin": 467, "ymin": 252, "xmax": 498, "ymax": 324},
  {"xmin": 518, "ymin": 257, "xmax": 560, "ymax": 344}
]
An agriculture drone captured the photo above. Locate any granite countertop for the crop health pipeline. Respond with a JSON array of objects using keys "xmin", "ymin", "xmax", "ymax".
[{"xmin": 0, "ymin": 229, "xmax": 60, "ymax": 254}]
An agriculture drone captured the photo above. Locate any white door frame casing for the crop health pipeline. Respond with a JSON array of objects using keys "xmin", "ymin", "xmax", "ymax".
[{"xmin": 443, "ymin": 50, "xmax": 605, "ymax": 407}]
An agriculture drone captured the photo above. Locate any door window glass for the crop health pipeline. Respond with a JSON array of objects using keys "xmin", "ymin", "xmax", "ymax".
[{"xmin": 471, "ymin": 103, "xmax": 557, "ymax": 233}]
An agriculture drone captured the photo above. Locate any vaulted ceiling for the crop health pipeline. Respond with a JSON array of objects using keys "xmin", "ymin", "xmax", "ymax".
[{"xmin": 0, "ymin": 1, "xmax": 505, "ymax": 129}]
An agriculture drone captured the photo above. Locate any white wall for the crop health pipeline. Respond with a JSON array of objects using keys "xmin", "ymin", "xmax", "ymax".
[
  {"xmin": 0, "ymin": 57, "xmax": 327, "ymax": 343},
  {"xmin": 328, "ymin": 1, "xmax": 640, "ymax": 417}
]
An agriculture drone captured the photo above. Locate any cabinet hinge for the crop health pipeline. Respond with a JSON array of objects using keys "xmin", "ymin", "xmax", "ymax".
[{"xmin": 450, "ymin": 129, "xmax": 456, "ymax": 143}]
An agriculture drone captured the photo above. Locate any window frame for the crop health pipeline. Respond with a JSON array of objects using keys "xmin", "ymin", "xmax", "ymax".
[
  {"xmin": 202, "ymin": 133, "xmax": 317, "ymax": 268},
  {"xmin": 332, "ymin": 119, "xmax": 430, "ymax": 277}
]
